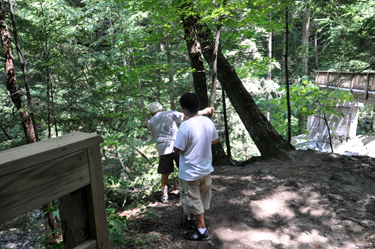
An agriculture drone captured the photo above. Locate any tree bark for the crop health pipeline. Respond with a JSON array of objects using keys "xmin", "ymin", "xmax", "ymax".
[
  {"xmin": 222, "ymin": 88, "xmax": 231, "ymax": 159},
  {"xmin": 8, "ymin": 0, "xmax": 39, "ymax": 141},
  {"xmin": 42, "ymin": 201, "xmax": 60, "ymax": 244},
  {"xmin": 315, "ymin": 24, "xmax": 319, "ymax": 70},
  {"xmin": 190, "ymin": 15, "xmax": 295, "ymax": 160},
  {"xmin": 298, "ymin": 6, "xmax": 310, "ymax": 133},
  {"xmin": 0, "ymin": 0, "xmax": 36, "ymax": 144},
  {"xmin": 46, "ymin": 58, "xmax": 51, "ymax": 138},
  {"xmin": 166, "ymin": 38, "xmax": 176, "ymax": 110},
  {"xmin": 182, "ymin": 9, "xmax": 208, "ymax": 109},
  {"xmin": 285, "ymin": 7, "xmax": 292, "ymax": 143},
  {"xmin": 209, "ymin": 15, "xmax": 224, "ymax": 108},
  {"xmin": 301, "ymin": 8, "xmax": 310, "ymax": 76},
  {"xmin": 182, "ymin": 8, "xmax": 229, "ymax": 165},
  {"xmin": 266, "ymin": 29, "xmax": 272, "ymax": 121}
]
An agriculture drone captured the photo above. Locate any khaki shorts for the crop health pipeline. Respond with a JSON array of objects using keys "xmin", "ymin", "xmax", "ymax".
[
  {"xmin": 158, "ymin": 153, "xmax": 179, "ymax": 174},
  {"xmin": 179, "ymin": 174, "xmax": 212, "ymax": 215}
]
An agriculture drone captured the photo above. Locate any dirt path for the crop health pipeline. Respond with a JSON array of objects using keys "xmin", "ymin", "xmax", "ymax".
[{"xmin": 118, "ymin": 150, "xmax": 375, "ymax": 249}]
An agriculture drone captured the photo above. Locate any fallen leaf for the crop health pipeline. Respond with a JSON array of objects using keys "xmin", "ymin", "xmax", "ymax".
[{"xmin": 314, "ymin": 243, "xmax": 322, "ymax": 248}]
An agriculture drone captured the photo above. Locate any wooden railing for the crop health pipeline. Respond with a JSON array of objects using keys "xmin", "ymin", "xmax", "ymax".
[
  {"xmin": 315, "ymin": 70, "xmax": 375, "ymax": 105},
  {"xmin": 0, "ymin": 132, "xmax": 110, "ymax": 249}
]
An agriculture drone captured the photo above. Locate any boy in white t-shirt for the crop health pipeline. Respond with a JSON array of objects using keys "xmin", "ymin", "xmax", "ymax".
[
  {"xmin": 173, "ymin": 93, "xmax": 219, "ymax": 241},
  {"xmin": 148, "ymin": 102, "xmax": 214, "ymax": 204}
]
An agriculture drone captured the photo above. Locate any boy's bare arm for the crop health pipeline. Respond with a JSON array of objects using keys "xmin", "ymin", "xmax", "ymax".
[
  {"xmin": 212, "ymin": 138, "xmax": 219, "ymax": 145},
  {"xmin": 174, "ymin": 147, "xmax": 183, "ymax": 154}
]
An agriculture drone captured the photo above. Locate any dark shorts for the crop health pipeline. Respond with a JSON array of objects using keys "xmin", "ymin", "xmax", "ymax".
[{"xmin": 158, "ymin": 153, "xmax": 179, "ymax": 174}]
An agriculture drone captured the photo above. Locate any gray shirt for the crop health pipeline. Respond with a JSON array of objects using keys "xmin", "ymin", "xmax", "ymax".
[{"xmin": 148, "ymin": 110, "xmax": 184, "ymax": 155}]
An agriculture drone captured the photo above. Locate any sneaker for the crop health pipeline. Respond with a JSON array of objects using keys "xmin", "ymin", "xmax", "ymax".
[
  {"xmin": 182, "ymin": 215, "xmax": 208, "ymax": 229},
  {"xmin": 186, "ymin": 219, "xmax": 196, "ymax": 229},
  {"xmin": 184, "ymin": 228, "xmax": 211, "ymax": 241},
  {"xmin": 161, "ymin": 196, "xmax": 169, "ymax": 204},
  {"xmin": 183, "ymin": 215, "xmax": 196, "ymax": 229}
]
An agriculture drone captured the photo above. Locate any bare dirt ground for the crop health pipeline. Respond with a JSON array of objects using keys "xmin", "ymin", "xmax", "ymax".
[{"xmin": 117, "ymin": 149, "xmax": 375, "ymax": 249}]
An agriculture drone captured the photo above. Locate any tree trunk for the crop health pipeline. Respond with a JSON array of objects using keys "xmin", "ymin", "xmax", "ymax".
[
  {"xmin": 43, "ymin": 201, "xmax": 60, "ymax": 244},
  {"xmin": 301, "ymin": 9, "xmax": 310, "ymax": 76},
  {"xmin": 191, "ymin": 15, "xmax": 295, "ymax": 160},
  {"xmin": 46, "ymin": 60, "xmax": 52, "ymax": 138},
  {"xmin": 266, "ymin": 29, "xmax": 272, "ymax": 121},
  {"xmin": 51, "ymin": 79, "xmax": 58, "ymax": 137},
  {"xmin": 222, "ymin": 88, "xmax": 231, "ymax": 159},
  {"xmin": 315, "ymin": 24, "xmax": 319, "ymax": 70},
  {"xmin": 285, "ymin": 7, "xmax": 292, "ymax": 143},
  {"xmin": 182, "ymin": 8, "xmax": 230, "ymax": 165},
  {"xmin": 209, "ymin": 14, "xmax": 224, "ymax": 108},
  {"xmin": 298, "ymin": 7, "xmax": 310, "ymax": 133},
  {"xmin": 166, "ymin": 38, "xmax": 176, "ymax": 110},
  {"xmin": 182, "ymin": 9, "xmax": 208, "ymax": 109},
  {"xmin": 9, "ymin": 0, "xmax": 39, "ymax": 141},
  {"xmin": 0, "ymin": 0, "xmax": 36, "ymax": 144}
]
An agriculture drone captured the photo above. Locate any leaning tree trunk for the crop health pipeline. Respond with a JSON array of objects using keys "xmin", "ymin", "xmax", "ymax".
[
  {"xmin": 191, "ymin": 16, "xmax": 295, "ymax": 160},
  {"xmin": 0, "ymin": 0, "xmax": 35, "ymax": 144},
  {"xmin": 182, "ymin": 9, "xmax": 230, "ymax": 165}
]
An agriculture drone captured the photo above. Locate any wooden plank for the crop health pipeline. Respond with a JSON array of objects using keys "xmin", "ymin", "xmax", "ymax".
[
  {"xmin": 371, "ymin": 74, "xmax": 375, "ymax": 91},
  {"xmin": 0, "ymin": 132, "xmax": 103, "ymax": 177},
  {"xmin": 86, "ymin": 145, "xmax": 110, "ymax": 249},
  {"xmin": 370, "ymin": 74, "xmax": 375, "ymax": 91},
  {"xmin": 58, "ymin": 188, "xmax": 90, "ymax": 249},
  {"xmin": 315, "ymin": 70, "xmax": 375, "ymax": 94},
  {"xmin": 73, "ymin": 239, "xmax": 97, "ymax": 249},
  {"xmin": 315, "ymin": 71, "xmax": 319, "ymax": 84},
  {"xmin": 366, "ymin": 72, "xmax": 370, "ymax": 99},
  {"xmin": 0, "ymin": 150, "xmax": 90, "ymax": 224},
  {"xmin": 352, "ymin": 91, "xmax": 375, "ymax": 105}
]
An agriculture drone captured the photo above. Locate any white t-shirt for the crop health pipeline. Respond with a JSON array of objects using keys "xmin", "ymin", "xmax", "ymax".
[
  {"xmin": 148, "ymin": 110, "xmax": 185, "ymax": 155},
  {"xmin": 174, "ymin": 116, "xmax": 219, "ymax": 181}
]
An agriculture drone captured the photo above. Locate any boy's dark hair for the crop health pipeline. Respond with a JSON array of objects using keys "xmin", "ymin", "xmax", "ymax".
[{"xmin": 179, "ymin": 93, "xmax": 200, "ymax": 113}]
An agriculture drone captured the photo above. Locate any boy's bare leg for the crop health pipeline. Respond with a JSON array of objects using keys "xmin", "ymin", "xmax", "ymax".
[{"xmin": 194, "ymin": 213, "xmax": 205, "ymax": 229}]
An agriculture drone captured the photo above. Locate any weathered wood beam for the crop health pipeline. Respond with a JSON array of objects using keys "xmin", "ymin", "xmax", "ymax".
[{"xmin": 0, "ymin": 150, "xmax": 90, "ymax": 224}]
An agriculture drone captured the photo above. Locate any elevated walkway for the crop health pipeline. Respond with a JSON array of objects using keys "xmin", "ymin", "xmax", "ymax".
[
  {"xmin": 315, "ymin": 70, "xmax": 375, "ymax": 105},
  {"xmin": 303, "ymin": 71, "xmax": 375, "ymax": 152}
]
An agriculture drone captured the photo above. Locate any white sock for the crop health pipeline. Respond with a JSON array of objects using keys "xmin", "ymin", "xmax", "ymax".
[
  {"xmin": 162, "ymin": 185, "xmax": 168, "ymax": 197},
  {"xmin": 187, "ymin": 217, "xmax": 195, "ymax": 221},
  {"xmin": 198, "ymin": 228, "xmax": 206, "ymax": 234}
]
